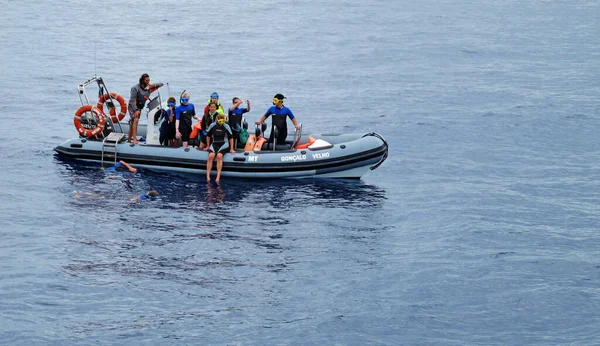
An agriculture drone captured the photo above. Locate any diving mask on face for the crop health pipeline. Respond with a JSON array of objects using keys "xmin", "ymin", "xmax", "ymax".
[
  {"xmin": 167, "ymin": 102, "xmax": 176, "ymax": 108},
  {"xmin": 181, "ymin": 97, "xmax": 189, "ymax": 103},
  {"xmin": 272, "ymin": 98, "xmax": 283, "ymax": 104},
  {"xmin": 217, "ymin": 118, "xmax": 226, "ymax": 126}
]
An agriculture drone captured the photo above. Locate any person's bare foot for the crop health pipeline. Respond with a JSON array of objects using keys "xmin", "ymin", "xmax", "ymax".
[
  {"xmin": 215, "ymin": 178, "xmax": 220, "ymax": 184},
  {"xmin": 133, "ymin": 140, "xmax": 139, "ymax": 145},
  {"xmin": 206, "ymin": 176, "xmax": 211, "ymax": 182}
]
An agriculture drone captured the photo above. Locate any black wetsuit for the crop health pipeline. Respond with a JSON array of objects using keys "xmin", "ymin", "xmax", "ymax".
[
  {"xmin": 206, "ymin": 122, "xmax": 233, "ymax": 154},
  {"xmin": 200, "ymin": 111, "xmax": 218, "ymax": 145},
  {"xmin": 228, "ymin": 107, "xmax": 249, "ymax": 147}
]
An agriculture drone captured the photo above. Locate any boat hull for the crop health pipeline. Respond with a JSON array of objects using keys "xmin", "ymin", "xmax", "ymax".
[{"xmin": 54, "ymin": 132, "xmax": 388, "ymax": 179}]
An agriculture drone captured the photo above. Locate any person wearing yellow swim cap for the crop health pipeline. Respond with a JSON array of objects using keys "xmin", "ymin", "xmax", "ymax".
[
  {"xmin": 204, "ymin": 113, "xmax": 235, "ymax": 183},
  {"xmin": 255, "ymin": 93, "xmax": 299, "ymax": 146}
]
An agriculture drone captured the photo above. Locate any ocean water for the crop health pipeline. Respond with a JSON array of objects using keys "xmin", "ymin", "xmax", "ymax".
[{"xmin": 1, "ymin": 0, "xmax": 599, "ymax": 345}]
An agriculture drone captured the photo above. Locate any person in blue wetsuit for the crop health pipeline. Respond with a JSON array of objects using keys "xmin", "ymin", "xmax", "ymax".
[
  {"xmin": 106, "ymin": 160, "xmax": 137, "ymax": 174},
  {"xmin": 228, "ymin": 97, "xmax": 251, "ymax": 148},
  {"xmin": 255, "ymin": 93, "xmax": 299, "ymax": 146},
  {"xmin": 175, "ymin": 92, "xmax": 200, "ymax": 148},
  {"xmin": 204, "ymin": 114, "xmax": 235, "ymax": 183},
  {"xmin": 130, "ymin": 190, "xmax": 160, "ymax": 201}
]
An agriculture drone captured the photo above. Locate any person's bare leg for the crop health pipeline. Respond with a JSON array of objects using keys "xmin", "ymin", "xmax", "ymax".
[
  {"xmin": 128, "ymin": 122, "xmax": 133, "ymax": 142},
  {"xmin": 132, "ymin": 117, "xmax": 140, "ymax": 144},
  {"xmin": 215, "ymin": 153, "xmax": 223, "ymax": 184},
  {"xmin": 206, "ymin": 152, "xmax": 215, "ymax": 181}
]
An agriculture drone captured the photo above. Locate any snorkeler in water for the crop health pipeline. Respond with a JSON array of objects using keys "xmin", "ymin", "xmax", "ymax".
[
  {"xmin": 106, "ymin": 160, "xmax": 137, "ymax": 174},
  {"xmin": 130, "ymin": 190, "xmax": 160, "ymax": 201}
]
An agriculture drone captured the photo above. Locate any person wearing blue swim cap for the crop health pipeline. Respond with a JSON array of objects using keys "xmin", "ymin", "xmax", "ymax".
[
  {"xmin": 204, "ymin": 92, "xmax": 224, "ymax": 115},
  {"xmin": 175, "ymin": 91, "xmax": 200, "ymax": 148}
]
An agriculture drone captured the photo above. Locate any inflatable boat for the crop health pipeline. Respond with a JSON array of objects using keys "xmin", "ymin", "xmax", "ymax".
[{"xmin": 54, "ymin": 77, "xmax": 388, "ymax": 179}]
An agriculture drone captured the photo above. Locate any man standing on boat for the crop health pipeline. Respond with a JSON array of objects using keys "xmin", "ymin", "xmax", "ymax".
[
  {"xmin": 255, "ymin": 93, "xmax": 300, "ymax": 146},
  {"xmin": 128, "ymin": 73, "xmax": 163, "ymax": 144}
]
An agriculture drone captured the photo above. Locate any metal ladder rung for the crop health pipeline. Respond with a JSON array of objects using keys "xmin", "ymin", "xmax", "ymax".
[{"xmin": 101, "ymin": 132, "xmax": 125, "ymax": 166}]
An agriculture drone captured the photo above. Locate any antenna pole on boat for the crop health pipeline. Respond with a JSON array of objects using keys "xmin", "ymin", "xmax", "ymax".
[{"xmin": 94, "ymin": 38, "xmax": 97, "ymax": 77}]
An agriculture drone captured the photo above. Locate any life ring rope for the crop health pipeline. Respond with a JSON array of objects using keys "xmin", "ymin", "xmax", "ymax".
[
  {"xmin": 74, "ymin": 105, "xmax": 106, "ymax": 138},
  {"xmin": 97, "ymin": 92, "xmax": 127, "ymax": 123}
]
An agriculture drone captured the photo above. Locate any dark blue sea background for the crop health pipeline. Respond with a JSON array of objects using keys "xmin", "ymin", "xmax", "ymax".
[{"xmin": 1, "ymin": 0, "xmax": 599, "ymax": 345}]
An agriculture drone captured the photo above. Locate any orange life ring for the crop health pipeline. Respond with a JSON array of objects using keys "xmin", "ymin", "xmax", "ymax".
[
  {"xmin": 97, "ymin": 92, "xmax": 127, "ymax": 123},
  {"xmin": 74, "ymin": 105, "xmax": 106, "ymax": 138}
]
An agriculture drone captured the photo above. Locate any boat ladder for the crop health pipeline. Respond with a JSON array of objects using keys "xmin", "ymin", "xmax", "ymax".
[{"xmin": 101, "ymin": 132, "xmax": 125, "ymax": 166}]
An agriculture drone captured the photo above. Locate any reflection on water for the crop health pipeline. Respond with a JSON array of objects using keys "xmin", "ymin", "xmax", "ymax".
[
  {"xmin": 56, "ymin": 157, "xmax": 387, "ymax": 210},
  {"xmin": 57, "ymin": 158, "xmax": 387, "ymax": 290},
  {"xmin": 205, "ymin": 182, "xmax": 225, "ymax": 204}
]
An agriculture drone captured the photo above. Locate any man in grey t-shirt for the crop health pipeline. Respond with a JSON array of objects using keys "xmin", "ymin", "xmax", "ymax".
[{"xmin": 128, "ymin": 73, "xmax": 163, "ymax": 144}]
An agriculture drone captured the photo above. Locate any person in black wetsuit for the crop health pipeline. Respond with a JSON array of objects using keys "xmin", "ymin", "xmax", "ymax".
[
  {"xmin": 255, "ymin": 93, "xmax": 299, "ymax": 147},
  {"xmin": 199, "ymin": 102, "xmax": 220, "ymax": 149},
  {"xmin": 228, "ymin": 97, "xmax": 251, "ymax": 148},
  {"xmin": 204, "ymin": 113, "xmax": 235, "ymax": 183},
  {"xmin": 175, "ymin": 91, "xmax": 200, "ymax": 148},
  {"xmin": 160, "ymin": 96, "xmax": 177, "ymax": 146}
]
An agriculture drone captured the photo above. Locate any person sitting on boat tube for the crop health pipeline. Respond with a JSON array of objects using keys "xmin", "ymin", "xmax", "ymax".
[
  {"xmin": 128, "ymin": 73, "xmax": 164, "ymax": 145},
  {"xmin": 204, "ymin": 113, "xmax": 235, "ymax": 183},
  {"xmin": 255, "ymin": 93, "xmax": 299, "ymax": 147},
  {"xmin": 175, "ymin": 92, "xmax": 200, "ymax": 148},
  {"xmin": 203, "ymin": 92, "xmax": 225, "ymax": 115}
]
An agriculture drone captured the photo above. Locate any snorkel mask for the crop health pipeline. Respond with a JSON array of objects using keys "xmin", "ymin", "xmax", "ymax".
[{"xmin": 217, "ymin": 118, "xmax": 226, "ymax": 126}]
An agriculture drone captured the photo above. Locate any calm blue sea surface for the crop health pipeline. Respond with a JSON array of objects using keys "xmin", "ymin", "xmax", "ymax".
[{"xmin": 1, "ymin": 0, "xmax": 599, "ymax": 345}]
